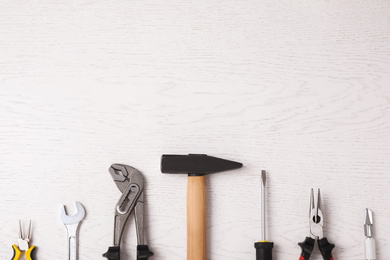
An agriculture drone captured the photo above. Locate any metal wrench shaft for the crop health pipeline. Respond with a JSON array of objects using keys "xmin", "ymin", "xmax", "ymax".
[{"xmin": 64, "ymin": 223, "xmax": 81, "ymax": 260}]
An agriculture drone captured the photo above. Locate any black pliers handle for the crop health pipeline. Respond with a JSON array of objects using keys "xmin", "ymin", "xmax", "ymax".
[{"xmin": 298, "ymin": 237, "xmax": 335, "ymax": 260}]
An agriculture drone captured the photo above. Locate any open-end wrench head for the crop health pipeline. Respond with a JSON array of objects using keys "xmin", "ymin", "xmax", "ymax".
[{"xmin": 61, "ymin": 201, "xmax": 86, "ymax": 225}]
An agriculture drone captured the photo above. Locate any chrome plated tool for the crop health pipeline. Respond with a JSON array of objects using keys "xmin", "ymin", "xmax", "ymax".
[
  {"xmin": 298, "ymin": 189, "xmax": 335, "ymax": 260},
  {"xmin": 61, "ymin": 201, "xmax": 86, "ymax": 260},
  {"xmin": 364, "ymin": 208, "xmax": 376, "ymax": 260},
  {"xmin": 254, "ymin": 170, "xmax": 273, "ymax": 260},
  {"xmin": 103, "ymin": 164, "xmax": 154, "ymax": 260}
]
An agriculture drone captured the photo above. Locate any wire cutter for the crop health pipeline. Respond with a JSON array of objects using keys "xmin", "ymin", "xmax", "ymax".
[
  {"xmin": 298, "ymin": 189, "xmax": 335, "ymax": 260},
  {"xmin": 12, "ymin": 220, "xmax": 36, "ymax": 260},
  {"xmin": 103, "ymin": 164, "xmax": 154, "ymax": 260}
]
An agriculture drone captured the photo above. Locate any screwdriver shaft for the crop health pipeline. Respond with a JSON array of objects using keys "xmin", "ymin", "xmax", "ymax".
[
  {"xmin": 255, "ymin": 170, "xmax": 273, "ymax": 260},
  {"xmin": 261, "ymin": 170, "xmax": 266, "ymax": 241}
]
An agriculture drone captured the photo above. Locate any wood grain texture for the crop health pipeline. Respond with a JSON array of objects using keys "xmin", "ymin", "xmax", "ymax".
[
  {"xmin": 187, "ymin": 176, "xmax": 207, "ymax": 260},
  {"xmin": 0, "ymin": 0, "xmax": 390, "ymax": 259}
]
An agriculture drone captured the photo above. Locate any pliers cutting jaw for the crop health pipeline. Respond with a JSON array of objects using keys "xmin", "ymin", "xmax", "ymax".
[
  {"xmin": 103, "ymin": 164, "xmax": 154, "ymax": 260},
  {"xmin": 298, "ymin": 189, "xmax": 335, "ymax": 260}
]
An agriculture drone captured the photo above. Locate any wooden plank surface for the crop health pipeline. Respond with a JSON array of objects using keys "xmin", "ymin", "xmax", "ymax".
[{"xmin": 1, "ymin": 0, "xmax": 390, "ymax": 259}]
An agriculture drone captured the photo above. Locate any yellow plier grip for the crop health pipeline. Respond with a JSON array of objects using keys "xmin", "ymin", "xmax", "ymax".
[
  {"xmin": 11, "ymin": 244, "xmax": 21, "ymax": 260},
  {"xmin": 12, "ymin": 244, "xmax": 36, "ymax": 260},
  {"xmin": 25, "ymin": 245, "xmax": 36, "ymax": 260}
]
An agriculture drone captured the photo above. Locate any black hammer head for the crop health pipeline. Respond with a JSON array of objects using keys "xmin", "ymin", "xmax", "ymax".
[{"xmin": 161, "ymin": 154, "xmax": 243, "ymax": 176}]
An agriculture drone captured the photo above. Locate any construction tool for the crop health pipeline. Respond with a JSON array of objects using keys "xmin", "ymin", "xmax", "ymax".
[
  {"xmin": 364, "ymin": 208, "xmax": 376, "ymax": 260},
  {"xmin": 103, "ymin": 164, "xmax": 154, "ymax": 260},
  {"xmin": 298, "ymin": 189, "xmax": 335, "ymax": 260},
  {"xmin": 11, "ymin": 220, "xmax": 36, "ymax": 260},
  {"xmin": 61, "ymin": 201, "xmax": 86, "ymax": 260},
  {"xmin": 161, "ymin": 154, "xmax": 243, "ymax": 260},
  {"xmin": 254, "ymin": 170, "xmax": 273, "ymax": 260}
]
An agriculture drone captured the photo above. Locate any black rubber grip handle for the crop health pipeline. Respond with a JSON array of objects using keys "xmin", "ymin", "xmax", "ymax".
[
  {"xmin": 298, "ymin": 237, "xmax": 315, "ymax": 260},
  {"xmin": 103, "ymin": 246, "xmax": 120, "ymax": 260},
  {"xmin": 137, "ymin": 245, "xmax": 154, "ymax": 260},
  {"xmin": 318, "ymin": 237, "xmax": 335, "ymax": 260},
  {"xmin": 254, "ymin": 241, "xmax": 273, "ymax": 260}
]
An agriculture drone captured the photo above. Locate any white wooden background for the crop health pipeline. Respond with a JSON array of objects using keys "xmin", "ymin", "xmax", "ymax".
[{"xmin": 1, "ymin": 0, "xmax": 390, "ymax": 259}]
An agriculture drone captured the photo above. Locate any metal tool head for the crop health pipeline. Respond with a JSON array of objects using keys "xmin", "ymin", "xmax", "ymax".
[
  {"xmin": 18, "ymin": 220, "xmax": 32, "ymax": 251},
  {"xmin": 60, "ymin": 201, "xmax": 86, "ymax": 225},
  {"xmin": 364, "ymin": 208, "xmax": 374, "ymax": 238},
  {"xmin": 109, "ymin": 163, "xmax": 144, "ymax": 194},
  {"xmin": 309, "ymin": 188, "xmax": 323, "ymax": 239},
  {"xmin": 364, "ymin": 208, "xmax": 373, "ymax": 226},
  {"xmin": 110, "ymin": 164, "xmax": 134, "ymax": 181},
  {"xmin": 261, "ymin": 170, "xmax": 266, "ymax": 186},
  {"xmin": 161, "ymin": 154, "xmax": 243, "ymax": 176}
]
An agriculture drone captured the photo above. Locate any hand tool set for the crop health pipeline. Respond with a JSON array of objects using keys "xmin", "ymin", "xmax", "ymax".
[{"xmin": 5, "ymin": 156, "xmax": 381, "ymax": 260}]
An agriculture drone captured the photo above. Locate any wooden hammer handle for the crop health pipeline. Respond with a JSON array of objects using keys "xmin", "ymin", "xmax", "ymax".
[{"xmin": 187, "ymin": 175, "xmax": 207, "ymax": 260}]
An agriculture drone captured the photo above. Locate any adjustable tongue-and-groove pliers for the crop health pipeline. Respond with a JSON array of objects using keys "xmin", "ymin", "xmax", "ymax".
[{"xmin": 103, "ymin": 164, "xmax": 154, "ymax": 260}]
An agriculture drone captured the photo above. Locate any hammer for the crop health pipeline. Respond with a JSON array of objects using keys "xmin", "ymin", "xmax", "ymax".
[{"xmin": 161, "ymin": 154, "xmax": 243, "ymax": 260}]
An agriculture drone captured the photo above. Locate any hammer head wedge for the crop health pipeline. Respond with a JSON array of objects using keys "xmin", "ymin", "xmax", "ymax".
[{"xmin": 161, "ymin": 154, "xmax": 243, "ymax": 175}]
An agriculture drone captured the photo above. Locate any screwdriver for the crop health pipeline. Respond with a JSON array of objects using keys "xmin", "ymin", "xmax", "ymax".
[
  {"xmin": 364, "ymin": 208, "xmax": 376, "ymax": 260},
  {"xmin": 254, "ymin": 170, "xmax": 274, "ymax": 260}
]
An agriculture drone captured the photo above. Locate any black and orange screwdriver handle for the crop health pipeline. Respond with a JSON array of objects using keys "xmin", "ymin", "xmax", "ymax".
[{"xmin": 255, "ymin": 241, "xmax": 274, "ymax": 260}]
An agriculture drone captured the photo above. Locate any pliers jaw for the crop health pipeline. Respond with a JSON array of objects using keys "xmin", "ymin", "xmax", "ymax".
[
  {"xmin": 109, "ymin": 164, "xmax": 142, "ymax": 192},
  {"xmin": 18, "ymin": 220, "xmax": 31, "ymax": 251},
  {"xmin": 309, "ymin": 188, "xmax": 324, "ymax": 239}
]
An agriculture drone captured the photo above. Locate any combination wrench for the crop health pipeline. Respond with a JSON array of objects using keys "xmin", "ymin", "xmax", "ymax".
[{"xmin": 61, "ymin": 202, "xmax": 86, "ymax": 260}]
